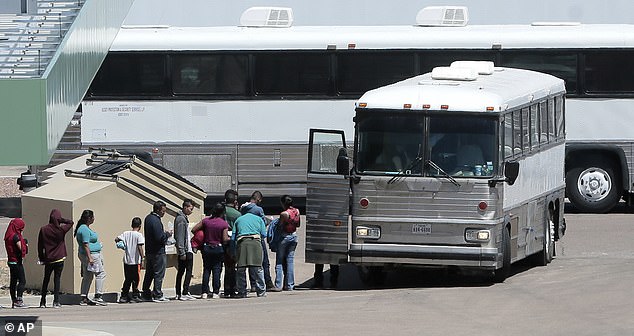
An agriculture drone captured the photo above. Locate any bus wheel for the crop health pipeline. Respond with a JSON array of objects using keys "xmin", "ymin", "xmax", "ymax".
[
  {"xmin": 532, "ymin": 211, "xmax": 555, "ymax": 266},
  {"xmin": 566, "ymin": 159, "xmax": 621, "ymax": 213},
  {"xmin": 358, "ymin": 266, "xmax": 386, "ymax": 287},
  {"xmin": 493, "ymin": 227, "xmax": 511, "ymax": 283}
]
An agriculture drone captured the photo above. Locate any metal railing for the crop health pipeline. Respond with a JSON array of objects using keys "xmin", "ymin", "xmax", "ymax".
[{"xmin": 0, "ymin": 0, "xmax": 82, "ymax": 78}]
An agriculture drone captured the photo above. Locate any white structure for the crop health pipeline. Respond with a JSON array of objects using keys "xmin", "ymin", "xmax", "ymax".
[{"xmin": 81, "ymin": 18, "xmax": 634, "ymax": 212}]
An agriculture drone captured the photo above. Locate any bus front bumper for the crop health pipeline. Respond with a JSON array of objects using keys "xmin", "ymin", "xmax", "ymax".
[{"xmin": 349, "ymin": 243, "xmax": 498, "ymax": 268}]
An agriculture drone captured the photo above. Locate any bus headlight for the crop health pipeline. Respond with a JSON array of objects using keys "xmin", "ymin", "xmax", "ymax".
[
  {"xmin": 356, "ymin": 226, "xmax": 381, "ymax": 239},
  {"xmin": 465, "ymin": 229, "xmax": 490, "ymax": 243}
]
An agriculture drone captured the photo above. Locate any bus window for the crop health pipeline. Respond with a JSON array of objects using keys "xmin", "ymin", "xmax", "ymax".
[
  {"xmin": 585, "ymin": 51, "xmax": 634, "ymax": 93},
  {"xmin": 356, "ymin": 114, "xmax": 424, "ymax": 174},
  {"xmin": 337, "ymin": 52, "xmax": 415, "ymax": 95},
  {"xmin": 539, "ymin": 101, "xmax": 549, "ymax": 144},
  {"xmin": 499, "ymin": 51, "xmax": 577, "ymax": 94},
  {"xmin": 555, "ymin": 96, "xmax": 565, "ymax": 138},
  {"xmin": 171, "ymin": 54, "xmax": 248, "ymax": 95},
  {"xmin": 90, "ymin": 53, "xmax": 166, "ymax": 96},
  {"xmin": 521, "ymin": 108, "xmax": 530, "ymax": 152},
  {"xmin": 255, "ymin": 52, "xmax": 330, "ymax": 95},
  {"xmin": 503, "ymin": 114, "xmax": 514, "ymax": 159},
  {"xmin": 513, "ymin": 110, "xmax": 522, "ymax": 156},
  {"xmin": 428, "ymin": 115, "xmax": 496, "ymax": 177},
  {"xmin": 530, "ymin": 104, "xmax": 539, "ymax": 149},
  {"xmin": 419, "ymin": 50, "xmax": 496, "ymax": 73}
]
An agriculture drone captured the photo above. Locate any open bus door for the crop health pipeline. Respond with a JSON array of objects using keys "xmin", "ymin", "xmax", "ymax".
[{"xmin": 305, "ymin": 129, "xmax": 350, "ymax": 265}]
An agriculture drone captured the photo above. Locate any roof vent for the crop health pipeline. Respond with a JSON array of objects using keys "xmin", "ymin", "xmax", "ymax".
[
  {"xmin": 416, "ymin": 6, "xmax": 468, "ymax": 27},
  {"xmin": 450, "ymin": 61, "xmax": 494, "ymax": 75},
  {"xmin": 240, "ymin": 7, "xmax": 294, "ymax": 28},
  {"xmin": 431, "ymin": 66, "xmax": 478, "ymax": 81}
]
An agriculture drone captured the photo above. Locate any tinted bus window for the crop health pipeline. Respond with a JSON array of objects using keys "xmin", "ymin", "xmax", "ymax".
[
  {"xmin": 419, "ymin": 50, "xmax": 496, "ymax": 73},
  {"xmin": 499, "ymin": 51, "xmax": 577, "ymax": 94},
  {"xmin": 255, "ymin": 53, "xmax": 330, "ymax": 95},
  {"xmin": 171, "ymin": 54, "xmax": 248, "ymax": 95},
  {"xmin": 585, "ymin": 51, "xmax": 634, "ymax": 93},
  {"xmin": 337, "ymin": 52, "xmax": 415, "ymax": 95},
  {"xmin": 90, "ymin": 53, "xmax": 165, "ymax": 96}
]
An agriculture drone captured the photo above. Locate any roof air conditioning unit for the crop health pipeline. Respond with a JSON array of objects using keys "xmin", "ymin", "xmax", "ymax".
[
  {"xmin": 240, "ymin": 7, "xmax": 294, "ymax": 28},
  {"xmin": 416, "ymin": 6, "xmax": 468, "ymax": 27},
  {"xmin": 450, "ymin": 61, "xmax": 494, "ymax": 75},
  {"xmin": 431, "ymin": 66, "xmax": 478, "ymax": 81}
]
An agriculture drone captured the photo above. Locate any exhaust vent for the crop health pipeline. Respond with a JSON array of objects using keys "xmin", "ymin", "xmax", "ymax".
[
  {"xmin": 416, "ymin": 6, "xmax": 468, "ymax": 27},
  {"xmin": 240, "ymin": 7, "xmax": 294, "ymax": 28}
]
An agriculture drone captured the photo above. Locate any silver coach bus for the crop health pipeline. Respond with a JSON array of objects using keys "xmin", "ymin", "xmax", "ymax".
[{"xmin": 306, "ymin": 61, "xmax": 566, "ymax": 283}]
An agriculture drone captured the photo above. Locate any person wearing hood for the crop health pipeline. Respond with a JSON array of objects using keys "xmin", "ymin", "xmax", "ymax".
[
  {"xmin": 37, "ymin": 209, "xmax": 74, "ymax": 309},
  {"xmin": 5, "ymin": 218, "xmax": 28, "ymax": 308}
]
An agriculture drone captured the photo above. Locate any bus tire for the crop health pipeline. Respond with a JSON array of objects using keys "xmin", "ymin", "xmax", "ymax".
[
  {"xmin": 532, "ymin": 211, "xmax": 555, "ymax": 266},
  {"xmin": 566, "ymin": 158, "xmax": 621, "ymax": 213},
  {"xmin": 493, "ymin": 227, "xmax": 511, "ymax": 283}
]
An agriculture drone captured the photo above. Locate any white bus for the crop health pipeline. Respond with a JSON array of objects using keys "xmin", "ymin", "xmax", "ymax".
[
  {"xmin": 306, "ymin": 62, "xmax": 567, "ymax": 283},
  {"xmin": 80, "ymin": 7, "xmax": 634, "ymax": 212}
]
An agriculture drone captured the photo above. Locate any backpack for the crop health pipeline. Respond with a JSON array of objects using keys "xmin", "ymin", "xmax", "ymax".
[
  {"xmin": 283, "ymin": 207, "xmax": 300, "ymax": 233},
  {"xmin": 267, "ymin": 218, "xmax": 283, "ymax": 252}
]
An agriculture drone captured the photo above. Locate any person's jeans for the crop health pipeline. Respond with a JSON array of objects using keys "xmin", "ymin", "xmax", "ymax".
[
  {"xmin": 175, "ymin": 252, "xmax": 193, "ymax": 296},
  {"xmin": 121, "ymin": 264, "xmax": 140, "ymax": 297},
  {"xmin": 237, "ymin": 266, "xmax": 265, "ymax": 296},
  {"xmin": 8, "ymin": 263, "xmax": 25, "ymax": 303},
  {"xmin": 275, "ymin": 234, "xmax": 298, "ymax": 290},
  {"xmin": 41, "ymin": 261, "xmax": 64, "ymax": 304},
  {"xmin": 142, "ymin": 253, "xmax": 166, "ymax": 298},
  {"xmin": 202, "ymin": 245, "xmax": 224, "ymax": 295},
  {"xmin": 223, "ymin": 242, "xmax": 237, "ymax": 296},
  {"xmin": 79, "ymin": 253, "xmax": 106, "ymax": 297}
]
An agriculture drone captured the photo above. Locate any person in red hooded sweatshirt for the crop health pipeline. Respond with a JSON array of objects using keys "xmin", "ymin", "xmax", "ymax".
[
  {"xmin": 37, "ymin": 209, "xmax": 74, "ymax": 309},
  {"xmin": 5, "ymin": 218, "xmax": 28, "ymax": 308}
]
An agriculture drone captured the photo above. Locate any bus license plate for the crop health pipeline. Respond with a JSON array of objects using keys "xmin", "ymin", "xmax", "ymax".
[{"xmin": 412, "ymin": 224, "xmax": 431, "ymax": 234}]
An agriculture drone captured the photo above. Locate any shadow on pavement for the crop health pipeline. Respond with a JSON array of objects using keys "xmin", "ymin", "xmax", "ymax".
[{"xmin": 297, "ymin": 261, "xmax": 542, "ymax": 292}]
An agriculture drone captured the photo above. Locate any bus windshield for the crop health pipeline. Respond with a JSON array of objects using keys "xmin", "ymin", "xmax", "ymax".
[
  {"xmin": 356, "ymin": 113, "xmax": 497, "ymax": 177},
  {"xmin": 428, "ymin": 115, "xmax": 496, "ymax": 177}
]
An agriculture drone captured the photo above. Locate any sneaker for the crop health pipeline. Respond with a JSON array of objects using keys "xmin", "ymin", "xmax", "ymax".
[
  {"xmin": 179, "ymin": 294, "xmax": 194, "ymax": 301},
  {"xmin": 93, "ymin": 296, "xmax": 108, "ymax": 306},
  {"xmin": 209, "ymin": 293, "xmax": 221, "ymax": 299},
  {"xmin": 131, "ymin": 296, "xmax": 143, "ymax": 303},
  {"xmin": 199, "ymin": 293, "xmax": 208, "ymax": 300},
  {"xmin": 80, "ymin": 297, "xmax": 96, "ymax": 306},
  {"xmin": 52, "ymin": 302, "xmax": 62, "ymax": 309},
  {"xmin": 256, "ymin": 292, "xmax": 267, "ymax": 298},
  {"xmin": 118, "ymin": 296, "xmax": 130, "ymax": 304},
  {"xmin": 12, "ymin": 301, "xmax": 28, "ymax": 309},
  {"xmin": 152, "ymin": 296, "xmax": 170, "ymax": 303},
  {"xmin": 268, "ymin": 287, "xmax": 282, "ymax": 292},
  {"xmin": 175, "ymin": 295, "xmax": 181, "ymax": 301},
  {"xmin": 39, "ymin": 301, "xmax": 46, "ymax": 308}
]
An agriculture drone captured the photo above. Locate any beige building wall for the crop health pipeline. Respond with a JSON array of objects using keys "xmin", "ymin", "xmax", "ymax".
[{"xmin": 22, "ymin": 154, "xmax": 205, "ymax": 296}]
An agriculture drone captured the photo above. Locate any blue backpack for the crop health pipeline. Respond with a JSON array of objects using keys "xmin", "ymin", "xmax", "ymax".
[{"xmin": 267, "ymin": 218, "xmax": 283, "ymax": 252}]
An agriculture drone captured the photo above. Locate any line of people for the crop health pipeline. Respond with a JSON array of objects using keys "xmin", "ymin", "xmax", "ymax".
[{"xmin": 3, "ymin": 189, "xmax": 309, "ymax": 308}]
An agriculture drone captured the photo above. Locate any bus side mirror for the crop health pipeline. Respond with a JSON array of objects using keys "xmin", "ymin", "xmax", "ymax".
[
  {"xmin": 336, "ymin": 148, "xmax": 349, "ymax": 176},
  {"xmin": 504, "ymin": 161, "xmax": 520, "ymax": 185}
]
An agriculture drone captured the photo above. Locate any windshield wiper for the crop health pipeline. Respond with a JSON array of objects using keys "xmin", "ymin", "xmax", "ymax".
[
  {"xmin": 425, "ymin": 159, "xmax": 461, "ymax": 187},
  {"xmin": 388, "ymin": 155, "xmax": 423, "ymax": 184}
]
